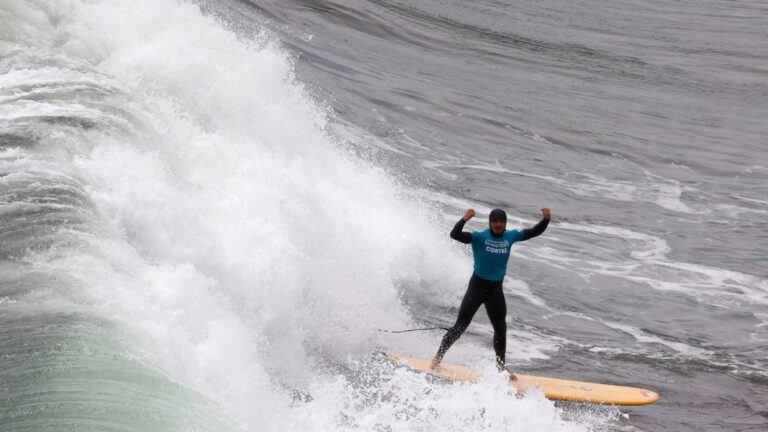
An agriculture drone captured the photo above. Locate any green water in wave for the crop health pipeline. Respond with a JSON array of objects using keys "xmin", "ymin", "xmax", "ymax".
[{"xmin": 0, "ymin": 304, "xmax": 238, "ymax": 432}]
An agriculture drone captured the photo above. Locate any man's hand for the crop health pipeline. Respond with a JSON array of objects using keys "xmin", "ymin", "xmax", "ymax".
[
  {"xmin": 541, "ymin": 208, "xmax": 551, "ymax": 220},
  {"xmin": 463, "ymin": 208, "xmax": 476, "ymax": 221}
]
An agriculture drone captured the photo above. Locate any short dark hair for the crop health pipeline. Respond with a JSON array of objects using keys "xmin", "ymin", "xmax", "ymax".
[{"xmin": 489, "ymin": 209, "xmax": 507, "ymax": 222}]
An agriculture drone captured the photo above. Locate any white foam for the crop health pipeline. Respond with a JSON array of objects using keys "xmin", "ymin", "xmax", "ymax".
[
  {"xmin": 504, "ymin": 277, "xmax": 550, "ymax": 309},
  {"xmin": 547, "ymin": 221, "xmax": 768, "ymax": 309},
  {"xmin": 421, "ymin": 161, "xmax": 702, "ymax": 215},
  {"xmin": 567, "ymin": 172, "xmax": 695, "ymax": 214},
  {"xmin": 600, "ymin": 321, "xmax": 713, "ymax": 359},
  {"xmin": 0, "ymin": 296, "xmax": 18, "ymax": 305},
  {"xmin": 286, "ymin": 363, "xmax": 608, "ymax": 432}
]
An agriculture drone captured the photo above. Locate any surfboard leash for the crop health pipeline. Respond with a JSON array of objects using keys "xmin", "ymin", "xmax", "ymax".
[{"xmin": 377, "ymin": 326, "xmax": 450, "ymax": 334}]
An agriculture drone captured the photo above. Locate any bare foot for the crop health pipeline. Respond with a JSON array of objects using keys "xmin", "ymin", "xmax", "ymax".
[
  {"xmin": 429, "ymin": 357, "xmax": 441, "ymax": 370},
  {"xmin": 498, "ymin": 365, "xmax": 518, "ymax": 381}
]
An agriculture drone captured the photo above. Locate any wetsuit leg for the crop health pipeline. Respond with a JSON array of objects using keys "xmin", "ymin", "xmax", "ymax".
[
  {"xmin": 483, "ymin": 281, "xmax": 507, "ymax": 368},
  {"xmin": 435, "ymin": 274, "xmax": 487, "ymax": 361}
]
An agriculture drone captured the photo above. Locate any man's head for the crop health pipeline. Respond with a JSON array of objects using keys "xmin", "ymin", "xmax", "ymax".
[{"xmin": 489, "ymin": 209, "xmax": 507, "ymax": 236}]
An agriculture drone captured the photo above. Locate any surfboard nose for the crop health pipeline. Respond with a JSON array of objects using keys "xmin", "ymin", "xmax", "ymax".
[{"xmin": 640, "ymin": 390, "xmax": 660, "ymax": 404}]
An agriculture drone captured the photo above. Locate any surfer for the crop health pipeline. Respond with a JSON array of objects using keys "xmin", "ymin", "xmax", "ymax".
[{"xmin": 430, "ymin": 207, "xmax": 551, "ymax": 376}]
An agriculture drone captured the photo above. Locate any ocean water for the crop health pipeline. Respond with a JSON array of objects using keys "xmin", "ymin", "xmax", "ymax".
[{"xmin": 0, "ymin": 1, "xmax": 766, "ymax": 431}]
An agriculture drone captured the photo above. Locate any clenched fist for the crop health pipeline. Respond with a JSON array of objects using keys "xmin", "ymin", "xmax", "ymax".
[{"xmin": 463, "ymin": 208, "xmax": 476, "ymax": 221}]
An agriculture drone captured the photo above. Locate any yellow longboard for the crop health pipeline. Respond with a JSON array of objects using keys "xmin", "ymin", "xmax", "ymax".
[{"xmin": 388, "ymin": 354, "xmax": 659, "ymax": 406}]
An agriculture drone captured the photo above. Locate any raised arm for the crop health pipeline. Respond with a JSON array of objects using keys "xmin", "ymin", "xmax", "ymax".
[
  {"xmin": 450, "ymin": 208, "xmax": 475, "ymax": 244},
  {"xmin": 521, "ymin": 208, "xmax": 551, "ymax": 241}
]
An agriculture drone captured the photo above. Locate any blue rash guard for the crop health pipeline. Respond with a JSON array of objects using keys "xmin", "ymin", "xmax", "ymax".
[
  {"xmin": 449, "ymin": 216, "xmax": 549, "ymax": 281},
  {"xmin": 469, "ymin": 228, "xmax": 524, "ymax": 281}
]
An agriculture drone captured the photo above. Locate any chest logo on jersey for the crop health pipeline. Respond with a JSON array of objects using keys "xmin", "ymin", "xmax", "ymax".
[{"xmin": 484, "ymin": 239, "xmax": 510, "ymax": 254}]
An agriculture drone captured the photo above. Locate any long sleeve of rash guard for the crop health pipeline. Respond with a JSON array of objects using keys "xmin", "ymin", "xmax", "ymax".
[
  {"xmin": 452, "ymin": 217, "xmax": 549, "ymax": 243},
  {"xmin": 522, "ymin": 218, "xmax": 549, "ymax": 241},
  {"xmin": 450, "ymin": 218, "xmax": 472, "ymax": 244}
]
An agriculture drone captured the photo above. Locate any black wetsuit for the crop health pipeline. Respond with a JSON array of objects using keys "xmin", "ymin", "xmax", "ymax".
[{"xmin": 435, "ymin": 217, "xmax": 549, "ymax": 367}]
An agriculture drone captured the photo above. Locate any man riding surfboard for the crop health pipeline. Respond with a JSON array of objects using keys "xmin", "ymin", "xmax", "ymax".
[{"xmin": 430, "ymin": 207, "xmax": 551, "ymax": 376}]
